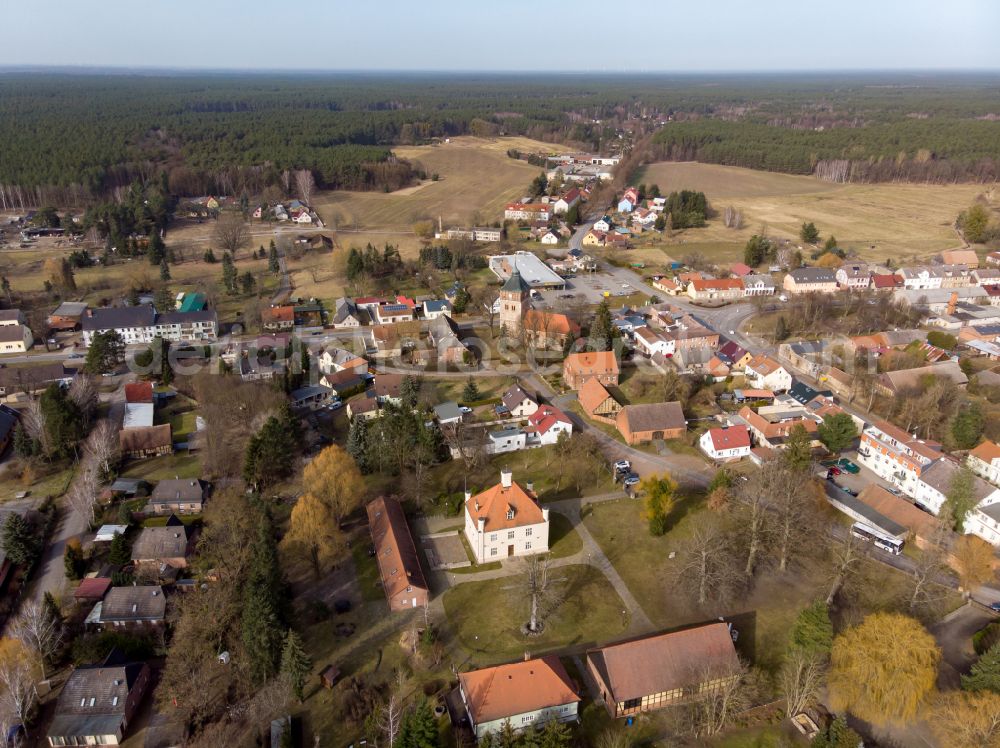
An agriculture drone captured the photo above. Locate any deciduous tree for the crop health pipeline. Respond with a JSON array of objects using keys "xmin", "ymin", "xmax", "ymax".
[
  {"xmin": 674, "ymin": 516, "xmax": 738, "ymax": 606},
  {"xmin": 954, "ymin": 534, "xmax": 996, "ymax": 593},
  {"xmin": 11, "ymin": 599, "xmax": 63, "ymax": 679},
  {"xmin": 213, "ymin": 213, "xmax": 250, "ymax": 255},
  {"xmin": 945, "ymin": 466, "xmax": 982, "ymax": 532},
  {"xmin": 828, "ymin": 612, "xmax": 939, "ymax": 725},
  {"xmin": 930, "ymin": 690, "xmax": 1000, "ymax": 747}
]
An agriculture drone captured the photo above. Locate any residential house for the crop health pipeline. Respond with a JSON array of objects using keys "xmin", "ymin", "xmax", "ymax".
[
  {"xmin": 552, "ymin": 188, "xmax": 582, "ymax": 214},
  {"xmin": 744, "ymin": 354, "xmax": 793, "ymax": 392},
  {"xmin": 972, "ymin": 268, "xmax": 1000, "ymax": 286},
  {"xmin": 652, "ymin": 277, "xmax": 681, "ymax": 296},
  {"xmin": 82, "ymin": 305, "xmax": 217, "ymax": 346},
  {"xmin": 968, "ymin": 440, "xmax": 1000, "ymax": 487},
  {"xmin": 368, "ymin": 321, "xmax": 421, "ymax": 359},
  {"xmin": 131, "ymin": 517, "xmax": 192, "ymax": 572},
  {"xmin": 616, "ymin": 402, "xmax": 686, "ymax": 445},
  {"xmin": 578, "ymin": 378, "xmax": 621, "ymax": 423},
  {"xmin": 317, "ymin": 347, "xmax": 368, "ymax": 376},
  {"xmin": 967, "ymin": 501, "xmax": 1000, "ymax": 547},
  {"xmin": 617, "ymin": 197, "xmax": 634, "ymax": 213},
  {"xmin": 913, "ymin": 457, "xmax": 999, "ymax": 516},
  {"xmin": 526, "ymin": 405, "xmax": 573, "ymax": 446},
  {"xmin": 319, "ymin": 369, "xmax": 366, "ymax": 398},
  {"xmin": 587, "ymin": 623, "xmax": 741, "ymax": 718},
  {"xmin": 90, "ymin": 586, "xmax": 166, "ymax": 629},
  {"xmin": 730, "ymin": 263, "xmax": 753, "ymax": 278},
  {"xmin": 857, "ymin": 419, "xmax": 942, "ymax": 496},
  {"xmin": 582, "ymin": 230, "xmax": 607, "ymax": 247},
  {"xmin": 0, "ymin": 309, "xmax": 25, "ymax": 327},
  {"xmin": 332, "ymin": 298, "xmax": 366, "ymax": 329},
  {"xmin": 261, "ymin": 305, "xmax": 295, "ymax": 332},
  {"xmin": 783, "ymin": 268, "xmax": 838, "ymax": 295},
  {"xmin": 119, "ymin": 425, "xmax": 172, "ymax": 459},
  {"xmin": 433, "ymin": 401, "xmax": 463, "ymax": 425},
  {"xmin": 941, "ymin": 249, "xmax": 981, "ymax": 269},
  {"xmin": 501, "ymin": 384, "xmax": 539, "ymax": 418},
  {"xmin": 464, "ymin": 469, "xmax": 550, "ymax": 563},
  {"xmin": 366, "ymin": 496, "xmax": 429, "ymax": 611},
  {"xmin": 872, "ymin": 273, "xmax": 904, "ymax": 291},
  {"xmin": 459, "ymin": 657, "xmax": 581, "ymax": 739},
  {"xmin": 938, "ymin": 264, "xmax": 973, "ymax": 288},
  {"xmin": 622, "ymin": 187, "xmax": 640, "ymax": 205},
  {"xmin": 540, "ymin": 231, "xmax": 560, "ymax": 245},
  {"xmin": 0, "ymin": 362, "xmax": 75, "ymax": 402},
  {"xmin": 901, "ymin": 266, "xmax": 945, "ymax": 291},
  {"xmin": 374, "ymin": 303, "xmax": 414, "ymax": 325},
  {"xmin": 290, "ymin": 385, "xmax": 334, "ymax": 411},
  {"xmin": 428, "ymin": 315, "xmax": 469, "ymax": 364},
  {"xmin": 563, "ymin": 351, "xmax": 619, "ymax": 389},
  {"xmin": 633, "ymin": 327, "xmax": 675, "ymax": 358},
  {"xmin": 422, "ymin": 299, "xmax": 452, "ymax": 320},
  {"xmin": 987, "ymin": 251, "xmax": 1000, "ymax": 267},
  {"xmin": 46, "ymin": 655, "xmax": 152, "ymax": 747},
  {"xmin": 505, "ymin": 203, "xmax": 551, "ymax": 222},
  {"xmin": 742, "ymin": 274, "xmax": 776, "ymax": 296},
  {"xmin": 593, "ymin": 217, "xmax": 612, "ymax": 233},
  {"xmin": 0, "ymin": 324, "xmax": 33, "ymax": 353},
  {"xmin": 876, "ymin": 361, "xmax": 968, "ymax": 397},
  {"xmin": 148, "ymin": 479, "xmax": 205, "ymax": 515},
  {"xmin": 686, "ymin": 278, "xmax": 744, "ymax": 302},
  {"xmin": 738, "ymin": 406, "xmax": 818, "ymax": 450},
  {"xmin": 487, "ymin": 427, "xmax": 528, "ymax": 454},
  {"xmin": 48, "ymin": 301, "xmax": 89, "ymax": 331},
  {"xmin": 347, "ymin": 396, "xmax": 381, "ymax": 422},
  {"xmin": 373, "ymin": 374, "xmax": 404, "ymax": 406},
  {"xmin": 836, "ymin": 263, "xmax": 871, "ymax": 290},
  {"xmin": 717, "ymin": 340, "xmax": 754, "ymax": 371},
  {"xmin": 699, "ymin": 426, "xmax": 752, "ymax": 462}
]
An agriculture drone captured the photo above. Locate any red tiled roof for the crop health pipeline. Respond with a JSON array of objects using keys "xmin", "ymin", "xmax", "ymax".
[
  {"xmin": 74, "ymin": 577, "xmax": 112, "ymax": 600},
  {"xmin": 466, "ymin": 477, "xmax": 545, "ymax": 532},
  {"xmin": 459, "ymin": 656, "xmax": 580, "ymax": 725},
  {"xmin": 527, "ymin": 405, "xmax": 571, "ymax": 435},
  {"xmin": 708, "ymin": 426, "xmax": 751, "ymax": 451},
  {"xmin": 124, "ymin": 382, "xmax": 153, "ymax": 404}
]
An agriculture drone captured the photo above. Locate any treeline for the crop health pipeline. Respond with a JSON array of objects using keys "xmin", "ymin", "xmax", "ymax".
[{"xmin": 651, "ymin": 119, "xmax": 1000, "ymax": 183}]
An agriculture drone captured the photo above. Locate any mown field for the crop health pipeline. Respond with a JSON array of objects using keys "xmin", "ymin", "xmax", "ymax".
[
  {"xmin": 634, "ymin": 161, "xmax": 992, "ymax": 263},
  {"xmin": 313, "ymin": 136, "xmax": 569, "ymax": 231}
]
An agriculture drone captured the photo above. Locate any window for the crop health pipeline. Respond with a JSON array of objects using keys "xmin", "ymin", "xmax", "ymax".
[
  {"xmin": 525, "ymin": 527, "xmax": 532, "ymax": 537},
  {"xmin": 622, "ymin": 697, "xmax": 642, "ymax": 711},
  {"xmin": 490, "ymin": 548, "xmax": 498, "ymax": 557},
  {"xmin": 508, "ymin": 531, "xmax": 515, "ymax": 539},
  {"xmin": 490, "ymin": 533, "xmax": 497, "ymax": 541},
  {"xmin": 506, "ymin": 509, "xmax": 515, "ymax": 520},
  {"xmin": 525, "ymin": 542, "xmax": 532, "ymax": 550}
]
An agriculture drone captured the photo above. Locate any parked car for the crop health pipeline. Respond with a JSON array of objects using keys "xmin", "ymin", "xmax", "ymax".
[
  {"xmin": 623, "ymin": 473, "xmax": 640, "ymax": 487},
  {"xmin": 827, "ymin": 466, "xmax": 842, "ymax": 476},
  {"xmin": 459, "ymin": 406, "xmax": 473, "ymax": 414},
  {"xmin": 989, "ymin": 602, "xmax": 1000, "ymax": 612},
  {"xmin": 837, "ymin": 458, "xmax": 860, "ymax": 474},
  {"xmin": 613, "ymin": 460, "xmax": 631, "ymax": 473},
  {"xmin": 887, "ymin": 486, "xmax": 904, "ymax": 497},
  {"xmin": 327, "ymin": 401, "xmax": 343, "ymax": 411}
]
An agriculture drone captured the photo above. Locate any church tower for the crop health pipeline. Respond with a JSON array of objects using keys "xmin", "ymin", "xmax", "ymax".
[{"xmin": 499, "ymin": 269, "xmax": 529, "ymax": 333}]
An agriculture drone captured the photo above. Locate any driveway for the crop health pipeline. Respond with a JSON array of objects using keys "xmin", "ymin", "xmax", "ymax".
[{"xmin": 931, "ymin": 603, "xmax": 998, "ymax": 688}]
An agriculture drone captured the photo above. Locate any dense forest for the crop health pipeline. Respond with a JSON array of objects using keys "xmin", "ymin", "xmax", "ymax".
[{"xmin": 1, "ymin": 72, "xmax": 999, "ymax": 206}]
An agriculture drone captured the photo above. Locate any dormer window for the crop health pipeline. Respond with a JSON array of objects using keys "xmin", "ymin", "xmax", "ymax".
[{"xmin": 506, "ymin": 505, "xmax": 515, "ymax": 520}]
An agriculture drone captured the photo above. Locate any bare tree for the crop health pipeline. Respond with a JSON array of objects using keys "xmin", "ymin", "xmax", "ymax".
[
  {"xmin": 672, "ymin": 660, "xmax": 751, "ymax": 738},
  {"xmin": 517, "ymin": 555, "xmax": 565, "ymax": 634},
  {"xmin": 294, "ymin": 170, "xmax": 316, "ymax": 206},
  {"xmin": 65, "ymin": 462, "xmax": 100, "ymax": 526},
  {"xmin": 780, "ymin": 649, "xmax": 825, "ymax": 717},
  {"xmin": 213, "ymin": 213, "xmax": 250, "ymax": 256},
  {"xmin": 68, "ymin": 375, "xmax": 99, "ymax": 429},
  {"xmin": 825, "ymin": 530, "xmax": 866, "ymax": 605},
  {"xmin": 674, "ymin": 516, "xmax": 739, "ymax": 607},
  {"xmin": 22, "ymin": 398, "xmax": 49, "ymax": 456},
  {"xmin": 11, "ymin": 600, "xmax": 62, "ymax": 679},
  {"xmin": 765, "ymin": 462, "xmax": 821, "ymax": 573},
  {"xmin": 84, "ymin": 420, "xmax": 119, "ymax": 480},
  {"xmin": 906, "ymin": 524, "xmax": 953, "ymax": 616},
  {"xmin": 280, "ymin": 170, "xmax": 292, "ymax": 197},
  {"xmin": 376, "ymin": 693, "xmax": 403, "ymax": 748},
  {"xmin": 0, "ymin": 644, "xmax": 37, "ymax": 738},
  {"xmin": 733, "ymin": 473, "xmax": 772, "ymax": 578}
]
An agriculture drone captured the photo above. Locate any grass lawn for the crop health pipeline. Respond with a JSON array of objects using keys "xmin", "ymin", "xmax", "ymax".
[
  {"xmin": 635, "ymin": 161, "xmax": 985, "ymax": 262},
  {"xmin": 0, "ymin": 463, "xmax": 75, "ymax": 503},
  {"xmin": 548, "ymin": 512, "xmax": 583, "ymax": 559},
  {"xmin": 442, "ymin": 564, "xmax": 629, "ymax": 663},
  {"xmin": 120, "ymin": 452, "xmax": 202, "ymax": 482},
  {"xmin": 168, "ymin": 412, "xmax": 197, "ymax": 442},
  {"xmin": 349, "ymin": 532, "xmax": 383, "ymax": 603},
  {"xmin": 710, "ymin": 725, "xmax": 789, "ymax": 748},
  {"xmin": 423, "ymin": 376, "xmax": 513, "ymax": 407}
]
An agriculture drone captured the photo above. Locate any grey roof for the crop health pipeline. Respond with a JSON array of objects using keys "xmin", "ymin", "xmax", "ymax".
[
  {"xmin": 290, "ymin": 384, "xmax": 332, "ymax": 402},
  {"xmin": 109, "ymin": 478, "xmax": 141, "ymax": 494},
  {"xmin": 332, "ymin": 297, "xmax": 359, "ymax": 323},
  {"xmin": 789, "ymin": 267, "xmax": 837, "ymax": 283},
  {"xmin": 0, "ymin": 325, "xmax": 27, "ymax": 343},
  {"xmin": 501, "ymin": 384, "xmax": 535, "ymax": 411},
  {"xmin": 0, "ymin": 309, "xmax": 23, "ymax": 322},
  {"xmin": 82, "ymin": 304, "xmax": 156, "ymax": 331},
  {"xmin": 490, "ymin": 427, "xmax": 523, "ymax": 440},
  {"xmin": 433, "ymin": 401, "xmax": 463, "ymax": 421},
  {"xmin": 99, "ymin": 586, "xmax": 166, "ymax": 622},
  {"xmin": 48, "ymin": 662, "xmax": 147, "ymax": 740},
  {"xmin": 618, "ymin": 401, "xmax": 686, "ymax": 433},
  {"xmin": 0, "ymin": 362, "xmax": 73, "ymax": 390},
  {"xmin": 881, "ymin": 361, "xmax": 968, "ymax": 391},
  {"xmin": 156, "ymin": 310, "xmax": 217, "ymax": 325},
  {"xmin": 980, "ymin": 502, "xmax": 1000, "ymax": 522},
  {"xmin": 744, "ymin": 273, "xmax": 775, "ymax": 287},
  {"xmin": 920, "ymin": 458, "xmax": 995, "ymax": 501},
  {"xmin": 150, "ymin": 479, "xmax": 203, "ymax": 504},
  {"xmin": 502, "ymin": 269, "xmax": 529, "ymax": 293},
  {"xmin": 827, "ymin": 486, "xmax": 907, "ymax": 538},
  {"xmin": 838, "ymin": 263, "xmax": 869, "ymax": 279},
  {"xmin": 788, "ymin": 380, "xmax": 831, "ymax": 405},
  {"xmin": 131, "ymin": 525, "xmax": 189, "ymax": 562},
  {"xmin": 423, "ymin": 299, "xmax": 451, "ymax": 313},
  {"xmin": 52, "ymin": 301, "xmax": 89, "ymax": 317}
]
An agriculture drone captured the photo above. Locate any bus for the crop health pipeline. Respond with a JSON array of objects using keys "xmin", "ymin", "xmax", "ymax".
[{"xmin": 850, "ymin": 523, "xmax": 904, "ymax": 555}]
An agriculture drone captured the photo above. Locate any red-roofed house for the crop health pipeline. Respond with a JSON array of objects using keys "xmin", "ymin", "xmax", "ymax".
[
  {"xmin": 871, "ymin": 273, "xmax": 904, "ymax": 290},
  {"xmin": 526, "ymin": 405, "xmax": 573, "ymax": 445},
  {"xmin": 458, "ymin": 656, "xmax": 581, "ymax": 738},
  {"xmin": 262, "ymin": 305, "xmax": 295, "ymax": 332},
  {"xmin": 563, "ymin": 351, "xmax": 619, "ymax": 389},
  {"xmin": 124, "ymin": 382, "xmax": 153, "ymax": 404},
  {"xmin": 686, "ymin": 278, "xmax": 745, "ymax": 302},
  {"xmin": 969, "ymin": 439, "xmax": 1000, "ymax": 487},
  {"xmin": 699, "ymin": 426, "xmax": 752, "ymax": 461},
  {"xmin": 730, "ymin": 263, "xmax": 753, "ymax": 278},
  {"xmin": 464, "ymin": 469, "xmax": 549, "ymax": 563}
]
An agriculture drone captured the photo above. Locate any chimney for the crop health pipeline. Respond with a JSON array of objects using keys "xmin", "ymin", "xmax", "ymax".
[
  {"xmin": 947, "ymin": 291, "xmax": 958, "ymax": 316},
  {"xmin": 477, "ymin": 518, "xmax": 485, "ymax": 533},
  {"xmin": 542, "ymin": 508, "xmax": 550, "ymax": 522},
  {"xmin": 524, "ymin": 651, "xmax": 531, "ymax": 662},
  {"xmin": 465, "ymin": 490, "xmax": 473, "ymax": 503},
  {"xmin": 526, "ymin": 481, "xmax": 534, "ymax": 493},
  {"xmin": 500, "ymin": 468, "xmax": 513, "ymax": 489}
]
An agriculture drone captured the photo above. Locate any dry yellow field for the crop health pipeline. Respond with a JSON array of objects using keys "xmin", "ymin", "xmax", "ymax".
[
  {"xmin": 313, "ymin": 136, "xmax": 570, "ymax": 231},
  {"xmin": 635, "ymin": 162, "xmax": 993, "ymax": 262}
]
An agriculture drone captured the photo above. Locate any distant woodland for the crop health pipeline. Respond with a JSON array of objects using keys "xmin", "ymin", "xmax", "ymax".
[{"xmin": 1, "ymin": 72, "xmax": 999, "ymax": 206}]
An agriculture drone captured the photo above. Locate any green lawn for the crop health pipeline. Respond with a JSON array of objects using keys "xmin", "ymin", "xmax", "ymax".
[
  {"xmin": 711, "ymin": 726, "xmax": 789, "ymax": 748},
  {"xmin": 121, "ymin": 452, "xmax": 202, "ymax": 482},
  {"xmin": 349, "ymin": 532, "xmax": 383, "ymax": 603},
  {"xmin": 169, "ymin": 412, "xmax": 198, "ymax": 442},
  {"xmin": 442, "ymin": 564, "xmax": 629, "ymax": 662},
  {"xmin": 0, "ymin": 463, "xmax": 75, "ymax": 503},
  {"xmin": 548, "ymin": 512, "xmax": 583, "ymax": 559}
]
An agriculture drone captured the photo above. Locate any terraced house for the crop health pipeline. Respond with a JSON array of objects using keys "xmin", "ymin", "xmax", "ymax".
[{"xmin": 82, "ymin": 304, "xmax": 217, "ymax": 346}]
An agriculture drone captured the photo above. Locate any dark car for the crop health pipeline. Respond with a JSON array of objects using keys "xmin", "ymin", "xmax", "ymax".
[{"xmin": 990, "ymin": 602, "xmax": 1000, "ymax": 612}]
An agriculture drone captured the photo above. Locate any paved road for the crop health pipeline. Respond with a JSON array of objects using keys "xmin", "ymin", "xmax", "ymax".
[
  {"xmin": 24, "ymin": 377, "xmax": 129, "ymax": 606},
  {"xmin": 932, "ymin": 603, "xmax": 998, "ymax": 688}
]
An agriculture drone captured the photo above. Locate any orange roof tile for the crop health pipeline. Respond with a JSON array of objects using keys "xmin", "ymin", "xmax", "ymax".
[
  {"xmin": 459, "ymin": 656, "xmax": 580, "ymax": 725},
  {"xmin": 971, "ymin": 439, "xmax": 1000, "ymax": 465},
  {"xmin": 578, "ymin": 377, "xmax": 617, "ymax": 415},
  {"xmin": 522, "ymin": 310, "xmax": 580, "ymax": 336},
  {"xmin": 564, "ymin": 350, "xmax": 619, "ymax": 377},
  {"xmin": 466, "ymin": 477, "xmax": 545, "ymax": 532},
  {"xmin": 366, "ymin": 497, "xmax": 428, "ymax": 601}
]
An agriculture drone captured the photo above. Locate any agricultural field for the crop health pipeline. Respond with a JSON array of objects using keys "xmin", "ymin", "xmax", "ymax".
[
  {"xmin": 313, "ymin": 136, "xmax": 569, "ymax": 232},
  {"xmin": 634, "ymin": 161, "xmax": 992, "ymax": 263}
]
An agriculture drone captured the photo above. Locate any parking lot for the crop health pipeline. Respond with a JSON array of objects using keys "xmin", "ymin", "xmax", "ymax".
[{"xmin": 531, "ymin": 271, "xmax": 639, "ymax": 309}]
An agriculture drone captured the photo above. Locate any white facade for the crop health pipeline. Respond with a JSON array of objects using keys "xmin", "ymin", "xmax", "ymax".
[
  {"xmin": 463, "ymin": 474, "xmax": 550, "ymax": 564},
  {"xmin": 593, "ymin": 218, "xmax": 612, "ymax": 233},
  {"xmin": 966, "ymin": 502, "xmax": 1000, "ymax": 546},
  {"xmin": 487, "ymin": 429, "xmax": 527, "ymax": 454},
  {"xmin": 856, "ymin": 423, "xmax": 938, "ymax": 497},
  {"xmin": 968, "ymin": 447, "xmax": 1000, "ymax": 487},
  {"xmin": 466, "ymin": 697, "xmax": 578, "ymax": 738},
  {"xmin": 0, "ymin": 325, "xmax": 33, "ymax": 354},
  {"xmin": 901, "ymin": 268, "xmax": 943, "ymax": 291},
  {"xmin": 633, "ymin": 328, "xmax": 676, "ymax": 358},
  {"xmin": 699, "ymin": 428, "xmax": 752, "ymax": 461},
  {"xmin": 745, "ymin": 362, "xmax": 793, "ymax": 392}
]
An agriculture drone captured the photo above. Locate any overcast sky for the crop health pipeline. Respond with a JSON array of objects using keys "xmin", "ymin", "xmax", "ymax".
[{"xmin": 2, "ymin": 0, "xmax": 998, "ymax": 72}]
